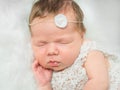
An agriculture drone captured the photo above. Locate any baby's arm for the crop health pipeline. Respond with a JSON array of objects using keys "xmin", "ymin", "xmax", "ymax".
[
  {"xmin": 32, "ymin": 60, "xmax": 53, "ymax": 90},
  {"xmin": 83, "ymin": 50, "xmax": 109, "ymax": 90}
]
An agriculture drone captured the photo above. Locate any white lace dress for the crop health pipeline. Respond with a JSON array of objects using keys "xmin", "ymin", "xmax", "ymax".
[{"xmin": 51, "ymin": 41, "xmax": 120, "ymax": 90}]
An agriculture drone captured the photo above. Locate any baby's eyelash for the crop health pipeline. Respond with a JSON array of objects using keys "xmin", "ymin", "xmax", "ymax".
[
  {"xmin": 36, "ymin": 42, "xmax": 47, "ymax": 46},
  {"xmin": 59, "ymin": 41, "xmax": 70, "ymax": 44},
  {"xmin": 56, "ymin": 40, "xmax": 72, "ymax": 44}
]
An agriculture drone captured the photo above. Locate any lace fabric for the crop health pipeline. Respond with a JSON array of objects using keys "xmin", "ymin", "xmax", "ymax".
[{"xmin": 51, "ymin": 41, "xmax": 120, "ymax": 90}]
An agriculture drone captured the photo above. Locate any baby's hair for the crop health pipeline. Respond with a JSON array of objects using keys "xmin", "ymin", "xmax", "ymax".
[{"xmin": 29, "ymin": 0, "xmax": 86, "ymax": 32}]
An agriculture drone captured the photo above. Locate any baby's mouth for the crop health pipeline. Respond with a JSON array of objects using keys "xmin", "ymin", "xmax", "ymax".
[{"xmin": 48, "ymin": 61, "xmax": 60, "ymax": 67}]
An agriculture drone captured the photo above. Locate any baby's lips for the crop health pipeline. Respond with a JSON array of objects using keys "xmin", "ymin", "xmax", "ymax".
[{"xmin": 48, "ymin": 61, "xmax": 60, "ymax": 67}]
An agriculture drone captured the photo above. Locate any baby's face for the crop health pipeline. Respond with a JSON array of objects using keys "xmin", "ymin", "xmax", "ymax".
[{"xmin": 30, "ymin": 15, "xmax": 84, "ymax": 71}]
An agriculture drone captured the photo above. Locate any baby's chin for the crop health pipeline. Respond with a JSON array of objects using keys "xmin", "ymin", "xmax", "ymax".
[{"xmin": 46, "ymin": 66, "xmax": 68, "ymax": 72}]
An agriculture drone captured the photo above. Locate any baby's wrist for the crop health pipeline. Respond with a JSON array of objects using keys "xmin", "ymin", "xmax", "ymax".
[{"xmin": 38, "ymin": 83, "xmax": 52, "ymax": 90}]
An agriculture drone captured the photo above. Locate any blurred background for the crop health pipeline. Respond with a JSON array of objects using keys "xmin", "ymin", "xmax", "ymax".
[
  {"xmin": 76, "ymin": 0, "xmax": 120, "ymax": 55},
  {"xmin": 0, "ymin": 0, "xmax": 120, "ymax": 90}
]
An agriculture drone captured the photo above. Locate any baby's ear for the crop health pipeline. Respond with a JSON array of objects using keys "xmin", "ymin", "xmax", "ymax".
[{"xmin": 80, "ymin": 31, "xmax": 85, "ymax": 38}]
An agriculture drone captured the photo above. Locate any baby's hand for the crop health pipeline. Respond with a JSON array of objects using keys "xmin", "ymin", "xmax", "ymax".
[{"xmin": 32, "ymin": 60, "xmax": 53, "ymax": 89}]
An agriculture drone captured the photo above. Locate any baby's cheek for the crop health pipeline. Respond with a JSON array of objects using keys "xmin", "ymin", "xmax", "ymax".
[{"xmin": 38, "ymin": 59, "xmax": 47, "ymax": 68}]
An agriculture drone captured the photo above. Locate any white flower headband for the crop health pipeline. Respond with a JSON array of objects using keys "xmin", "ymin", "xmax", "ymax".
[{"xmin": 29, "ymin": 14, "xmax": 81, "ymax": 28}]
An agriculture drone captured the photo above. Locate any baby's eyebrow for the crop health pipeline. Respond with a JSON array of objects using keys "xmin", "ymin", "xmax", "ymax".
[
  {"xmin": 36, "ymin": 37, "xmax": 71, "ymax": 43},
  {"xmin": 37, "ymin": 40, "xmax": 48, "ymax": 43},
  {"xmin": 55, "ymin": 36, "xmax": 73, "ymax": 42}
]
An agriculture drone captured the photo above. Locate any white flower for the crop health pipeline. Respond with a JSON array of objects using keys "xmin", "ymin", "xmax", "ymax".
[{"xmin": 54, "ymin": 14, "xmax": 67, "ymax": 28}]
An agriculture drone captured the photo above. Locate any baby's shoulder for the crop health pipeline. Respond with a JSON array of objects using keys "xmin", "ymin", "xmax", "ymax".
[
  {"xmin": 83, "ymin": 50, "xmax": 107, "ymax": 66},
  {"xmin": 80, "ymin": 40, "xmax": 109, "ymax": 68}
]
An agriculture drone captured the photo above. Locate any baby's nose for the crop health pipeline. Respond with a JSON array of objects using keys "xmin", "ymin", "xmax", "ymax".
[{"xmin": 47, "ymin": 43, "xmax": 59, "ymax": 56}]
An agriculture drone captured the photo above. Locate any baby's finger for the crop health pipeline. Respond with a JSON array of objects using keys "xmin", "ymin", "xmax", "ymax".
[{"xmin": 32, "ymin": 60, "xmax": 40, "ymax": 71}]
